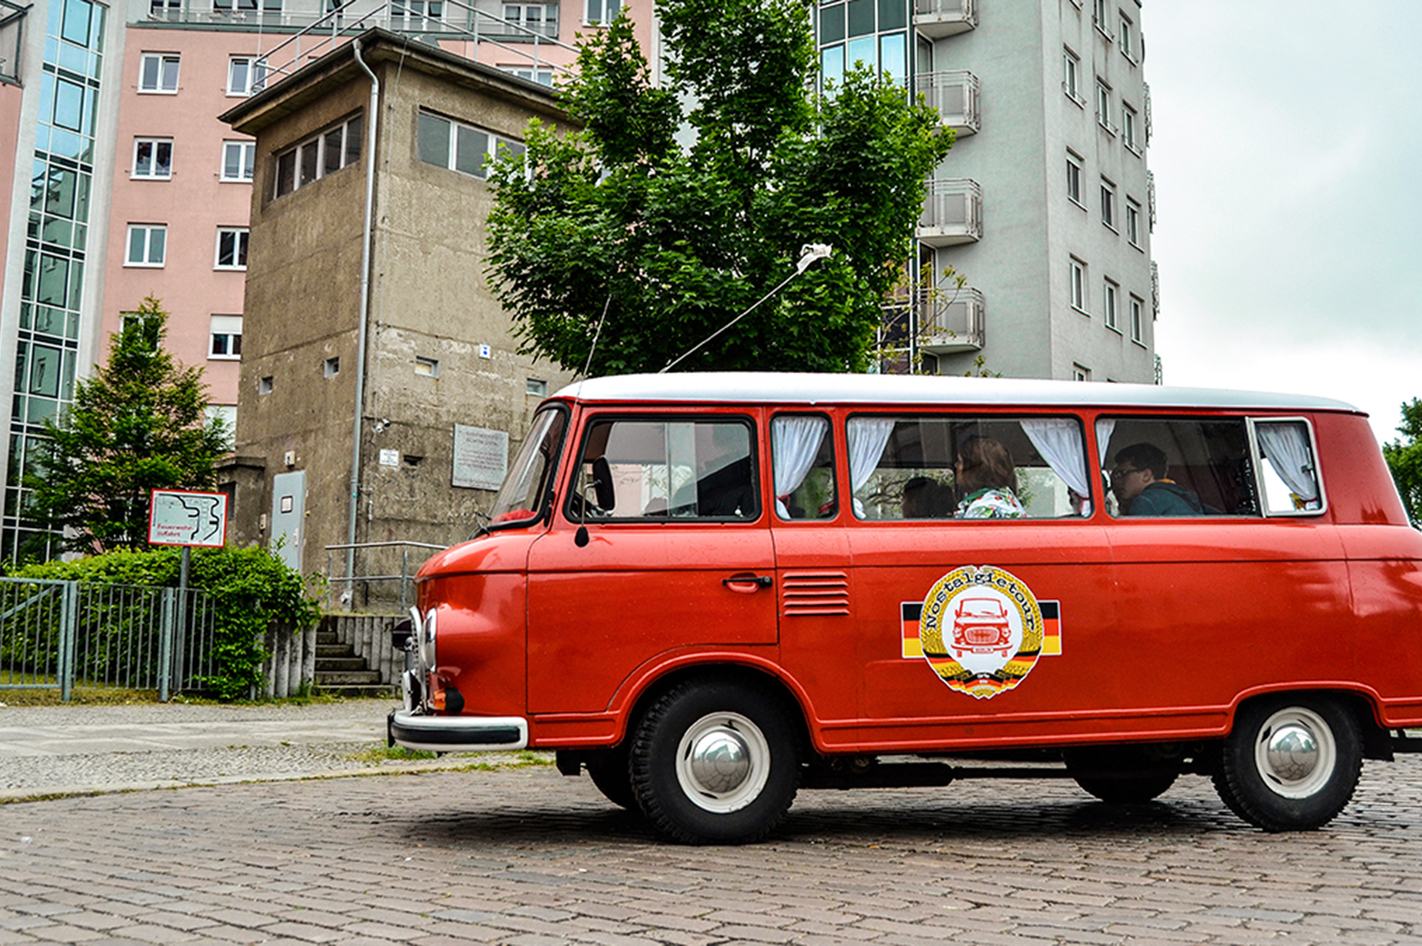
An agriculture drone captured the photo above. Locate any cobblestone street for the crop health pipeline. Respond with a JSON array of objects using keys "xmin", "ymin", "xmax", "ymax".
[{"xmin": 4, "ymin": 754, "xmax": 1422, "ymax": 945}]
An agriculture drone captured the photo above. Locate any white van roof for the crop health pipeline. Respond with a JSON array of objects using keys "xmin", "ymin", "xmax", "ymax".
[{"xmin": 553, "ymin": 372, "xmax": 1360, "ymax": 414}]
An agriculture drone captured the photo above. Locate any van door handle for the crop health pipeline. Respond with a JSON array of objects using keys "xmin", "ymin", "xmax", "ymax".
[{"xmin": 722, "ymin": 574, "xmax": 774, "ymax": 591}]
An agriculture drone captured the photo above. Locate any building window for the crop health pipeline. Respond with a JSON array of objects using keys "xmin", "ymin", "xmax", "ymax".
[
  {"xmin": 1063, "ymin": 47, "xmax": 1083, "ymax": 105},
  {"xmin": 126, "ymin": 225, "xmax": 167, "ymax": 266},
  {"xmin": 221, "ymin": 140, "xmax": 256, "ymax": 181},
  {"xmin": 1073, "ymin": 363, "xmax": 1091, "ymax": 382},
  {"xmin": 274, "ymin": 113, "xmax": 363, "ymax": 197},
  {"xmin": 227, "ymin": 56, "xmax": 265, "ymax": 96},
  {"xmin": 506, "ymin": 66, "xmax": 555, "ymax": 86},
  {"xmin": 1123, "ymin": 103, "xmax": 1139, "ymax": 153},
  {"xmin": 324, "ymin": 357, "xmax": 340, "ymax": 377},
  {"xmin": 1126, "ymin": 198, "xmax": 1142, "ymax": 247},
  {"xmin": 1100, "ymin": 178, "xmax": 1116, "ymax": 230},
  {"xmin": 1130, "ymin": 295, "xmax": 1144, "ymax": 343},
  {"xmin": 1103, "ymin": 279, "xmax": 1119, "ymax": 331},
  {"xmin": 215, "ymin": 0, "xmax": 285, "ymax": 12},
  {"xmin": 215, "ymin": 227, "xmax": 249, "ymax": 269},
  {"xmin": 132, "ymin": 138, "xmax": 173, "ymax": 179},
  {"xmin": 503, "ymin": 4, "xmax": 557, "ymax": 34},
  {"xmin": 1070, "ymin": 257, "xmax": 1088, "ymax": 313},
  {"xmin": 209, "ymin": 315, "xmax": 243, "ymax": 360},
  {"xmin": 1119, "ymin": 12, "xmax": 1137, "ymax": 62},
  {"xmin": 139, "ymin": 53, "xmax": 180, "ymax": 93},
  {"xmin": 151, "ymin": 0, "xmax": 182, "ymax": 16},
  {"xmin": 586, "ymin": 0, "xmax": 623, "ymax": 26},
  {"xmin": 417, "ymin": 110, "xmax": 525, "ymax": 180},
  {"xmin": 414, "ymin": 356, "xmax": 439, "ymax": 377},
  {"xmin": 1066, "ymin": 151, "xmax": 1083, "ymax": 206},
  {"xmin": 526, "ymin": 378, "xmax": 548, "ymax": 397},
  {"xmin": 1095, "ymin": 80, "xmax": 1114, "ymax": 134},
  {"xmin": 1092, "ymin": 0, "xmax": 1111, "ymax": 39},
  {"xmin": 390, "ymin": 0, "xmax": 443, "ymax": 28}
]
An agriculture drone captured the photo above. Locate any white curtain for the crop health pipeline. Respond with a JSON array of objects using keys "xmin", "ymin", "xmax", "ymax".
[
  {"xmin": 1257, "ymin": 422, "xmax": 1319, "ymax": 502},
  {"xmin": 847, "ymin": 418, "xmax": 896, "ymax": 517},
  {"xmin": 772, "ymin": 416, "xmax": 828, "ymax": 518},
  {"xmin": 1093, "ymin": 418, "xmax": 1116, "ymax": 516},
  {"xmin": 1021, "ymin": 418, "xmax": 1090, "ymax": 515}
]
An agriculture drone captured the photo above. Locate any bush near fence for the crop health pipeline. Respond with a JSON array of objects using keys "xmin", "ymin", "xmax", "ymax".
[{"xmin": 6, "ymin": 547, "xmax": 321, "ymax": 700}]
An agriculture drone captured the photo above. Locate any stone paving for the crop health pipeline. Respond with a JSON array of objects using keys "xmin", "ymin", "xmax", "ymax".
[{"xmin": 3, "ymin": 753, "xmax": 1422, "ymax": 945}]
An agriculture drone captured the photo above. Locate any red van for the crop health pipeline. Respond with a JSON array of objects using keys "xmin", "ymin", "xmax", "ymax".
[{"xmin": 389, "ymin": 373, "xmax": 1422, "ymax": 843}]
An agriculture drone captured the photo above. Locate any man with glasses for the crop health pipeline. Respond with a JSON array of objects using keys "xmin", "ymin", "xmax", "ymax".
[{"xmin": 1110, "ymin": 442, "xmax": 1206, "ymax": 516}]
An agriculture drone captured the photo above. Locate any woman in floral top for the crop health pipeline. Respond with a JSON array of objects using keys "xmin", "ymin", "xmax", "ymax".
[{"xmin": 954, "ymin": 436, "xmax": 1027, "ymax": 519}]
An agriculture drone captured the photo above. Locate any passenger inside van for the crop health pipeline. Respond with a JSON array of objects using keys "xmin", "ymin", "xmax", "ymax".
[
  {"xmin": 902, "ymin": 476, "xmax": 951, "ymax": 518},
  {"xmin": 1110, "ymin": 442, "xmax": 1207, "ymax": 516},
  {"xmin": 953, "ymin": 436, "xmax": 1027, "ymax": 519}
]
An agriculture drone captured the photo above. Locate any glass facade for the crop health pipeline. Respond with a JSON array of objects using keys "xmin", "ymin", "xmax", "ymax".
[
  {"xmin": 5, "ymin": 0, "xmax": 107, "ymax": 560},
  {"xmin": 817, "ymin": 0, "xmax": 909, "ymax": 91}
]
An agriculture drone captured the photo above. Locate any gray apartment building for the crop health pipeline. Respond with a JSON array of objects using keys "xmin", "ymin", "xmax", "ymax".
[{"xmin": 825, "ymin": 0, "xmax": 1157, "ymax": 382}]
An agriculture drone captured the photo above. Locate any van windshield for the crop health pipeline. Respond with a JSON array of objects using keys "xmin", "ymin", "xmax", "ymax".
[{"xmin": 489, "ymin": 407, "xmax": 567, "ymax": 526}]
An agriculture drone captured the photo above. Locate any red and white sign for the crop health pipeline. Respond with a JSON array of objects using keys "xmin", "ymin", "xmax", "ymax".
[{"xmin": 148, "ymin": 489, "xmax": 228, "ymax": 548}]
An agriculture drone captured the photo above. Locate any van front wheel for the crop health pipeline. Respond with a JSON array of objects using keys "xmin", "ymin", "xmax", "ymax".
[
  {"xmin": 630, "ymin": 680, "xmax": 800, "ymax": 844},
  {"xmin": 1213, "ymin": 696, "xmax": 1362, "ymax": 831}
]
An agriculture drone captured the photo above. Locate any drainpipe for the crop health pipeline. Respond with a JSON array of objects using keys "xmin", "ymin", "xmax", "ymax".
[{"xmin": 344, "ymin": 38, "xmax": 379, "ymax": 609}]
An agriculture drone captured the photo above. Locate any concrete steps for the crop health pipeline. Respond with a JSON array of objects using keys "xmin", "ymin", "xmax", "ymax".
[{"xmin": 314, "ymin": 627, "xmax": 394, "ymax": 697}]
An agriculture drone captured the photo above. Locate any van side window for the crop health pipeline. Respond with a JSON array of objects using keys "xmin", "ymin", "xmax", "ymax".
[
  {"xmin": 1099, "ymin": 417, "xmax": 1259, "ymax": 517},
  {"xmin": 1253, "ymin": 419, "xmax": 1324, "ymax": 515},
  {"xmin": 771, "ymin": 414, "xmax": 836, "ymax": 520},
  {"xmin": 571, "ymin": 418, "xmax": 758, "ymax": 520},
  {"xmin": 847, "ymin": 415, "xmax": 1090, "ymax": 520}
]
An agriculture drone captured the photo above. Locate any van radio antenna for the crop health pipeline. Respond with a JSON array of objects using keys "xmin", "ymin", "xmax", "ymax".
[
  {"xmin": 582, "ymin": 291, "xmax": 614, "ymax": 378},
  {"xmin": 659, "ymin": 244, "xmax": 833, "ymax": 374}
]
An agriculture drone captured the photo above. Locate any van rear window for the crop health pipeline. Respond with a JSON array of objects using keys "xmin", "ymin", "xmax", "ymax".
[
  {"xmin": 848, "ymin": 415, "xmax": 1090, "ymax": 520},
  {"xmin": 570, "ymin": 417, "xmax": 759, "ymax": 520}
]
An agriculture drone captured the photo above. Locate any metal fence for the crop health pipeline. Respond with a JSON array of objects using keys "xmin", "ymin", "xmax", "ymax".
[{"xmin": 0, "ymin": 577, "xmax": 218, "ymax": 701}]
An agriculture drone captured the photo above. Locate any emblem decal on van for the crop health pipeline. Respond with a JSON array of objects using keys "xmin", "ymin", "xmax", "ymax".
[{"xmin": 910, "ymin": 566, "xmax": 1049, "ymax": 699}]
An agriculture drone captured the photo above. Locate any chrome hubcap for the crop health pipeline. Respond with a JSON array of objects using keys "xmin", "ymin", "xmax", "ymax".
[
  {"xmin": 1254, "ymin": 707, "xmax": 1336, "ymax": 798},
  {"xmin": 676, "ymin": 712, "xmax": 771, "ymax": 813}
]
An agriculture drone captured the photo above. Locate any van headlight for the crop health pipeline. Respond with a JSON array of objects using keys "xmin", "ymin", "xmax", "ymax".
[{"xmin": 419, "ymin": 607, "xmax": 438, "ymax": 669}]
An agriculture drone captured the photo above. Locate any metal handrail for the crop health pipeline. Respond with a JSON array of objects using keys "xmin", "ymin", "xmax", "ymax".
[
  {"xmin": 325, "ymin": 540, "xmax": 447, "ymax": 612},
  {"xmin": 251, "ymin": 0, "xmax": 578, "ymax": 94}
]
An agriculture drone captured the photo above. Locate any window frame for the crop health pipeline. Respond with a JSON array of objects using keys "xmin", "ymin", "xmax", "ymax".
[
  {"xmin": 585, "ymin": 0, "xmax": 624, "ymax": 26},
  {"xmin": 227, "ymin": 56, "xmax": 264, "ymax": 96},
  {"xmin": 844, "ymin": 412, "xmax": 1092, "ymax": 521},
  {"xmin": 1062, "ymin": 47, "xmax": 1083, "ymax": 106},
  {"xmin": 1100, "ymin": 177, "xmax": 1117, "ymax": 231},
  {"xmin": 273, "ymin": 113, "xmax": 363, "ymax": 198},
  {"xmin": 1129, "ymin": 294, "xmax": 1145, "ymax": 343},
  {"xmin": 565, "ymin": 413, "xmax": 762, "ymax": 523},
  {"xmin": 1122, "ymin": 102, "xmax": 1140, "ymax": 153},
  {"xmin": 771, "ymin": 412, "xmax": 838, "ymax": 522},
  {"xmin": 1247, "ymin": 417, "xmax": 1328, "ymax": 518},
  {"xmin": 1095, "ymin": 79, "xmax": 1114, "ymax": 134},
  {"xmin": 1103, "ymin": 278, "xmax": 1120, "ymax": 332},
  {"xmin": 417, "ymin": 109, "xmax": 525, "ymax": 180},
  {"xmin": 221, "ymin": 140, "xmax": 256, "ymax": 182},
  {"xmin": 209, "ymin": 315, "xmax": 243, "ymax": 360},
  {"xmin": 1069, "ymin": 257, "xmax": 1088, "ymax": 314},
  {"xmin": 1126, "ymin": 197, "xmax": 1142, "ymax": 247},
  {"xmin": 214, "ymin": 227, "xmax": 249, "ymax": 270},
  {"xmin": 131, "ymin": 137, "xmax": 173, "ymax": 180},
  {"xmin": 126, "ymin": 224, "xmax": 167, "ymax": 267},
  {"xmin": 1066, "ymin": 150, "xmax": 1084, "ymax": 206},
  {"xmin": 138, "ymin": 52, "xmax": 180, "ymax": 94}
]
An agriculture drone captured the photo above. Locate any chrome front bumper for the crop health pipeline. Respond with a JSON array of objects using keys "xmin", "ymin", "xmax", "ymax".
[{"xmin": 387, "ymin": 708, "xmax": 529, "ymax": 753}]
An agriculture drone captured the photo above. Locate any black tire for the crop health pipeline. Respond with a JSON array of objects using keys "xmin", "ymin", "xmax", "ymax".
[
  {"xmin": 584, "ymin": 745, "xmax": 636, "ymax": 810},
  {"xmin": 630, "ymin": 679, "xmax": 800, "ymax": 844},
  {"xmin": 1213, "ymin": 695, "xmax": 1362, "ymax": 831},
  {"xmin": 1063, "ymin": 746, "xmax": 1178, "ymax": 803}
]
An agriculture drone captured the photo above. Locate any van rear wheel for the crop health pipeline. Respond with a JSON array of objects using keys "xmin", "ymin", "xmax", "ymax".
[
  {"xmin": 630, "ymin": 680, "xmax": 800, "ymax": 844},
  {"xmin": 1213, "ymin": 695, "xmax": 1362, "ymax": 831}
]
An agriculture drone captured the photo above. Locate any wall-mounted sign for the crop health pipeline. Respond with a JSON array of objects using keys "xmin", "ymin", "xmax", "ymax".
[
  {"xmin": 149, "ymin": 489, "xmax": 228, "ymax": 548},
  {"xmin": 452, "ymin": 424, "xmax": 508, "ymax": 490},
  {"xmin": 379, "ymin": 448, "xmax": 400, "ymax": 467}
]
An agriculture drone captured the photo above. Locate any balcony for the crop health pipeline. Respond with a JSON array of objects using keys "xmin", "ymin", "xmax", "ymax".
[
  {"xmin": 917, "ymin": 178, "xmax": 982, "ymax": 247},
  {"xmin": 882, "ymin": 286, "xmax": 985, "ymax": 355},
  {"xmin": 913, "ymin": 0, "xmax": 977, "ymax": 39},
  {"xmin": 922, "ymin": 287, "xmax": 985, "ymax": 353},
  {"xmin": 916, "ymin": 70, "xmax": 980, "ymax": 137}
]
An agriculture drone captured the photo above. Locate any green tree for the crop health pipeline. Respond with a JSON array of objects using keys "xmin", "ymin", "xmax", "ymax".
[
  {"xmin": 1383, "ymin": 398, "xmax": 1422, "ymax": 522},
  {"xmin": 29, "ymin": 297, "xmax": 229, "ymax": 556},
  {"xmin": 487, "ymin": 0, "xmax": 953, "ymax": 376}
]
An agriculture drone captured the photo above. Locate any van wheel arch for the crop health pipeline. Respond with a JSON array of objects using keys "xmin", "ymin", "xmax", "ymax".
[{"xmin": 624, "ymin": 665, "xmax": 813, "ymax": 761}]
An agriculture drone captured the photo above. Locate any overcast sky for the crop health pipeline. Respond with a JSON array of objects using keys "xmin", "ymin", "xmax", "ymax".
[{"xmin": 1145, "ymin": 1, "xmax": 1422, "ymax": 443}]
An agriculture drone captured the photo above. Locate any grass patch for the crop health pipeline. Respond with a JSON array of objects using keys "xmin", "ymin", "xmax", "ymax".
[{"xmin": 350, "ymin": 744, "xmax": 439, "ymax": 763}]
